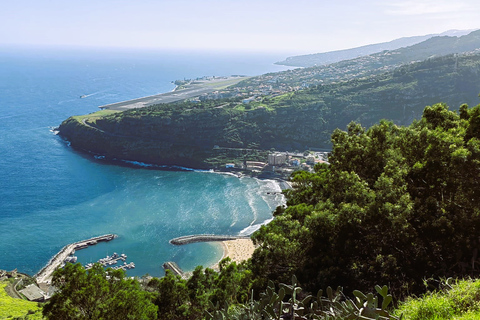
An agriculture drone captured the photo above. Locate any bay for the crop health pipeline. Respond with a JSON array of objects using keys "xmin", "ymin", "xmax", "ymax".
[{"xmin": 0, "ymin": 46, "xmax": 289, "ymax": 277}]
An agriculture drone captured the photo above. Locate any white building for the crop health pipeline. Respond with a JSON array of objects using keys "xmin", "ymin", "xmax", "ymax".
[{"xmin": 268, "ymin": 153, "xmax": 287, "ymax": 166}]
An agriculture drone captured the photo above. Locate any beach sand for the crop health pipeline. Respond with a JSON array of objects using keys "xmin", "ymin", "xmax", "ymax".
[{"xmin": 212, "ymin": 238, "xmax": 256, "ymax": 270}]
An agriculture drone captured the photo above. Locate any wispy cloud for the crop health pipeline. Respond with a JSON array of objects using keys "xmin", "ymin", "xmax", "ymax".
[{"xmin": 383, "ymin": 0, "xmax": 468, "ymax": 16}]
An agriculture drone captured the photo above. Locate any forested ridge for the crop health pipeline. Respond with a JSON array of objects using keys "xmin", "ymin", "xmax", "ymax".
[{"xmin": 44, "ymin": 103, "xmax": 480, "ymax": 319}]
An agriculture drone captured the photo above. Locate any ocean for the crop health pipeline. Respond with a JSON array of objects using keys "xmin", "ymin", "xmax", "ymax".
[{"xmin": 0, "ymin": 46, "xmax": 290, "ymax": 277}]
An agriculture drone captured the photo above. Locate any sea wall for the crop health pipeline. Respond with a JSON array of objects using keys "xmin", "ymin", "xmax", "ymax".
[
  {"xmin": 169, "ymin": 234, "xmax": 250, "ymax": 245},
  {"xmin": 35, "ymin": 234, "xmax": 116, "ymax": 284}
]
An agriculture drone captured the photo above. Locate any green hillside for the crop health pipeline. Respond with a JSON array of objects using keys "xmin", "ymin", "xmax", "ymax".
[
  {"xmin": 0, "ymin": 281, "xmax": 43, "ymax": 320},
  {"xmin": 243, "ymin": 29, "xmax": 480, "ymax": 90},
  {"xmin": 275, "ymin": 29, "xmax": 473, "ymax": 67}
]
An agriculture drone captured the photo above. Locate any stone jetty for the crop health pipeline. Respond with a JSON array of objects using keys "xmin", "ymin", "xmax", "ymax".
[
  {"xmin": 162, "ymin": 262, "xmax": 185, "ymax": 277},
  {"xmin": 35, "ymin": 234, "xmax": 116, "ymax": 285},
  {"xmin": 169, "ymin": 234, "xmax": 249, "ymax": 245}
]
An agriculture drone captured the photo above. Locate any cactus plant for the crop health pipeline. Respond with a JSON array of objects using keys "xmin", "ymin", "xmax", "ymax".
[{"xmin": 205, "ymin": 276, "xmax": 402, "ymax": 320}]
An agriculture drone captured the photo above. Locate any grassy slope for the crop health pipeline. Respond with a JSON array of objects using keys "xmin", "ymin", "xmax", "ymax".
[
  {"xmin": 395, "ymin": 279, "xmax": 480, "ymax": 320},
  {"xmin": 0, "ymin": 281, "xmax": 43, "ymax": 319}
]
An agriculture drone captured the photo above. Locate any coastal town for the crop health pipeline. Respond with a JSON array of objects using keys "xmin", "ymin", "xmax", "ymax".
[{"xmin": 221, "ymin": 150, "xmax": 330, "ymax": 178}]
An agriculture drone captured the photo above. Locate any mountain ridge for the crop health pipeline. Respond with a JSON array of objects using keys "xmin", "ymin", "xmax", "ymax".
[{"xmin": 276, "ymin": 29, "xmax": 475, "ymax": 67}]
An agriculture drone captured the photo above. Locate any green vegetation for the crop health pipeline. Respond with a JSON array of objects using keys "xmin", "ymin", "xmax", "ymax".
[
  {"xmin": 46, "ymin": 103, "xmax": 480, "ymax": 319},
  {"xmin": 42, "ymin": 263, "xmax": 157, "ymax": 319},
  {"xmin": 42, "ymin": 259, "xmax": 254, "ymax": 320},
  {"xmin": 395, "ymin": 278, "xmax": 480, "ymax": 320},
  {"xmin": 0, "ymin": 281, "xmax": 43, "ymax": 320},
  {"xmin": 71, "ymin": 109, "xmax": 119, "ymax": 124},
  {"xmin": 251, "ymin": 103, "xmax": 480, "ymax": 299}
]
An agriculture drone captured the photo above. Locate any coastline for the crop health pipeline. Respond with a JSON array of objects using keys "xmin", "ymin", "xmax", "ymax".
[
  {"xmin": 166, "ymin": 238, "xmax": 257, "ymax": 277},
  {"xmin": 210, "ymin": 238, "xmax": 256, "ymax": 270},
  {"xmin": 109, "ymin": 161, "xmax": 286, "ymax": 273},
  {"xmin": 48, "ymin": 146, "xmax": 287, "ymax": 278}
]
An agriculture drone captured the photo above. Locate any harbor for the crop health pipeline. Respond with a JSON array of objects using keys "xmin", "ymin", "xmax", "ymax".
[{"xmin": 34, "ymin": 234, "xmax": 116, "ymax": 285}]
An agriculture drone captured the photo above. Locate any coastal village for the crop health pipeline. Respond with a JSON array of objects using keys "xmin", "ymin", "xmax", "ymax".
[
  {"xmin": 180, "ymin": 50, "xmax": 403, "ymax": 105},
  {"xmin": 223, "ymin": 150, "xmax": 330, "ymax": 178}
]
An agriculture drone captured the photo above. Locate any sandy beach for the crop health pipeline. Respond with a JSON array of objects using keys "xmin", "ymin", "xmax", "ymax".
[{"xmin": 212, "ymin": 238, "xmax": 256, "ymax": 270}]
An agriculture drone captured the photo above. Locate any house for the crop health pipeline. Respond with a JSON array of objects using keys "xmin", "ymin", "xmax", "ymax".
[
  {"xmin": 306, "ymin": 155, "xmax": 316, "ymax": 164},
  {"xmin": 290, "ymin": 158, "xmax": 300, "ymax": 166},
  {"xmin": 242, "ymin": 97, "xmax": 255, "ymax": 104},
  {"xmin": 19, "ymin": 284, "xmax": 46, "ymax": 302}
]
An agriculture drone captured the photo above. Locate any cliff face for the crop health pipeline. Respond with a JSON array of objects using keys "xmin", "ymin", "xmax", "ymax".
[
  {"xmin": 58, "ymin": 116, "xmax": 217, "ymax": 169},
  {"xmin": 58, "ymin": 52, "xmax": 480, "ymax": 169}
]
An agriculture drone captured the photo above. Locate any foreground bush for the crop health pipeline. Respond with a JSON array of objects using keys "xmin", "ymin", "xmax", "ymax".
[{"xmin": 251, "ymin": 103, "xmax": 480, "ymax": 298}]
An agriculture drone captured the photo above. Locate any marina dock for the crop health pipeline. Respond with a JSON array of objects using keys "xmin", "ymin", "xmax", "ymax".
[
  {"xmin": 169, "ymin": 234, "xmax": 249, "ymax": 245},
  {"xmin": 84, "ymin": 252, "xmax": 135, "ymax": 271},
  {"xmin": 35, "ymin": 234, "xmax": 116, "ymax": 284}
]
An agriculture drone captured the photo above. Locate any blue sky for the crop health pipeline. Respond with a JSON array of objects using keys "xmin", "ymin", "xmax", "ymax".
[{"xmin": 1, "ymin": 0, "xmax": 480, "ymax": 54}]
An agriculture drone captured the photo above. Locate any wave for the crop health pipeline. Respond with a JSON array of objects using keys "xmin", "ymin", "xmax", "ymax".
[
  {"xmin": 119, "ymin": 159, "xmax": 215, "ymax": 173},
  {"xmin": 121, "ymin": 160, "xmax": 156, "ymax": 168},
  {"xmin": 82, "ymin": 90, "xmax": 107, "ymax": 98},
  {"xmin": 49, "ymin": 127, "xmax": 59, "ymax": 135},
  {"xmin": 238, "ymin": 178, "xmax": 285, "ymax": 235},
  {"xmin": 238, "ymin": 217, "xmax": 274, "ymax": 236}
]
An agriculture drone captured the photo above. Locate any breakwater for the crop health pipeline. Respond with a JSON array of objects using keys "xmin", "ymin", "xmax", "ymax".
[
  {"xmin": 35, "ymin": 234, "xmax": 116, "ymax": 284},
  {"xmin": 169, "ymin": 234, "xmax": 249, "ymax": 245},
  {"xmin": 162, "ymin": 262, "xmax": 185, "ymax": 277}
]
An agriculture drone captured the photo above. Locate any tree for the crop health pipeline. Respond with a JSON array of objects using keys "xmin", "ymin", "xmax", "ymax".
[
  {"xmin": 42, "ymin": 263, "xmax": 157, "ymax": 320},
  {"xmin": 250, "ymin": 103, "xmax": 480, "ymax": 298}
]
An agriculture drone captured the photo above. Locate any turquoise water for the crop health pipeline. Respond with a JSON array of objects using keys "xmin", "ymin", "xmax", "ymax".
[{"xmin": 0, "ymin": 46, "xmax": 288, "ymax": 277}]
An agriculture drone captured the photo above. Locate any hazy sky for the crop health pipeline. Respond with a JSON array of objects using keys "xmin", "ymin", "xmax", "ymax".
[{"xmin": 2, "ymin": 0, "xmax": 480, "ymax": 54}]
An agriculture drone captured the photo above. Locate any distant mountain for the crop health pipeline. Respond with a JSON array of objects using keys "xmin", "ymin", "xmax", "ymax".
[{"xmin": 276, "ymin": 29, "xmax": 475, "ymax": 67}]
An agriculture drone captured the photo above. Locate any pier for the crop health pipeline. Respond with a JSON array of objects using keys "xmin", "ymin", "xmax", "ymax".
[
  {"xmin": 35, "ymin": 234, "xmax": 117, "ymax": 285},
  {"xmin": 169, "ymin": 234, "xmax": 250, "ymax": 245}
]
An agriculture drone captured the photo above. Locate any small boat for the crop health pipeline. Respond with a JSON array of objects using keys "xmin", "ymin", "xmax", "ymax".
[{"xmin": 80, "ymin": 95, "xmax": 87, "ymax": 98}]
